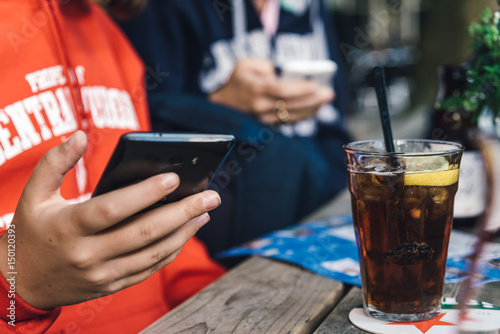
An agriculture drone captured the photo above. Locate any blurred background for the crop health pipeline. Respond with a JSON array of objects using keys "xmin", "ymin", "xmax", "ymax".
[{"xmin": 325, "ymin": 0, "xmax": 498, "ymax": 140}]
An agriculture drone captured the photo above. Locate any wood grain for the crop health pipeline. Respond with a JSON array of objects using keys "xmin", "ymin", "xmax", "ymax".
[
  {"xmin": 313, "ymin": 286, "xmax": 364, "ymax": 334},
  {"xmin": 141, "ymin": 256, "xmax": 500, "ymax": 333},
  {"xmin": 141, "ymin": 257, "xmax": 345, "ymax": 334}
]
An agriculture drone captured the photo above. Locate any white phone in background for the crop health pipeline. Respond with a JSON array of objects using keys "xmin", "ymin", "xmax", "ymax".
[{"xmin": 279, "ymin": 59, "xmax": 338, "ymax": 87}]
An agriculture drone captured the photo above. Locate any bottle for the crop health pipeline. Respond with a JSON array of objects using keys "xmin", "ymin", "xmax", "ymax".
[{"xmin": 427, "ymin": 64, "xmax": 487, "ymax": 226}]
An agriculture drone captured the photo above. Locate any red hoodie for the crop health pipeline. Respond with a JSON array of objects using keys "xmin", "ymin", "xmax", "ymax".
[{"xmin": 0, "ymin": 0, "xmax": 225, "ymax": 333}]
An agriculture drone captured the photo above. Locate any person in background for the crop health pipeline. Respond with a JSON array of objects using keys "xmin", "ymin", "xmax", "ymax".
[
  {"xmin": 0, "ymin": 0, "xmax": 225, "ymax": 333},
  {"xmin": 119, "ymin": 0, "xmax": 352, "ymax": 256}
]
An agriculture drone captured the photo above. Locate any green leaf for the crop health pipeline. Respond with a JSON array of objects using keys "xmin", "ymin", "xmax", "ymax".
[
  {"xmin": 440, "ymin": 96, "xmax": 465, "ymax": 110},
  {"xmin": 484, "ymin": 65, "xmax": 499, "ymax": 73},
  {"xmin": 457, "ymin": 7, "xmax": 500, "ymax": 121}
]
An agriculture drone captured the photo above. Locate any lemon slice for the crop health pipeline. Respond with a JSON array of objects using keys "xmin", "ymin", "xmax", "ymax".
[
  {"xmin": 402, "ymin": 156, "xmax": 458, "ymax": 186},
  {"xmin": 402, "ymin": 156, "xmax": 449, "ymax": 172},
  {"xmin": 404, "ymin": 169, "xmax": 459, "ymax": 186}
]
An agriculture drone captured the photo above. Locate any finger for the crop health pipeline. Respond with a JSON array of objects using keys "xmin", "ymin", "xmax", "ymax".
[
  {"xmin": 253, "ymin": 102, "xmax": 299, "ymax": 125},
  {"xmin": 285, "ymin": 86, "xmax": 334, "ymax": 110},
  {"xmin": 23, "ymin": 131, "xmax": 87, "ymax": 202},
  {"xmin": 94, "ymin": 190, "xmax": 220, "ymax": 255},
  {"xmin": 104, "ymin": 248, "xmax": 182, "ymax": 297},
  {"xmin": 75, "ymin": 173, "xmax": 181, "ymax": 234},
  {"xmin": 268, "ymin": 87, "xmax": 334, "ymax": 124},
  {"xmin": 284, "ymin": 108, "xmax": 316, "ymax": 123},
  {"xmin": 258, "ymin": 112, "xmax": 281, "ymax": 125},
  {"xmin": 102, "ymin": 213, "xmax": 210, "ymax": 279},
  {"xmin": 249, "ymin": 94, "xmax": 278, "ymax": 115},
  {"xmin": 267, "ymin": 79, "xmax": 320, "ymax": 100},
  {"xmin": 255, "ymin": 81, "xmax": 329, "ymax": 118},
  {"xmin": 261, "ymin": 109, "xmax": 309, "ymax": 125}
]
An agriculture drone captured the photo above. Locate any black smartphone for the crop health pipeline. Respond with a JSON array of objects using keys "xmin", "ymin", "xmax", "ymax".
[{"xmin": 92, "ymin": 132, "xmax": 235, "ymax": 212}]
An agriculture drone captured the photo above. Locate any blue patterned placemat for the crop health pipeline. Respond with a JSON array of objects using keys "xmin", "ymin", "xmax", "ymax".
[{"xmin": 217, "ymin": 215, "xmax": 500, "ymax": 286}]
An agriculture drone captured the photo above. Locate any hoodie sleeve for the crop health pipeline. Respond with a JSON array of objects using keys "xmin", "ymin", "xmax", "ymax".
[{"xmin": 0, "ymin": 232, "xmax": 60, "ymax": 334}]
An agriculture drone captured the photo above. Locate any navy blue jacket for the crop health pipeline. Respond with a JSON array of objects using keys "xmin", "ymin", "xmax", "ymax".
[{"xmin": 120, "ymin": 0, "xmax": 352, "ymax": 256}]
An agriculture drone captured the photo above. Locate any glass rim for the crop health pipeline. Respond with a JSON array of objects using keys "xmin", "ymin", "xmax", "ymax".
[{"xmin": 343, "ymin": 139, "xmax": 464, "ymax": 157}]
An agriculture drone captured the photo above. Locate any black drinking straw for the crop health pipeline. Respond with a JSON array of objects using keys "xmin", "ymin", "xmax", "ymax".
[
  {"xmin": 372, "ymin": 66, "xmax": 433, "ymax": 265},
  {"xmin": 373, "ymin": 66, "xmax": 396, "ymax": 153}
]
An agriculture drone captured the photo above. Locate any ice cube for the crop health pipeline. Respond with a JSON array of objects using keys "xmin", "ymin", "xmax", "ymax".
[{"xmin": 430, "ymin": 187, "xmax": 449, "ymax": 205}]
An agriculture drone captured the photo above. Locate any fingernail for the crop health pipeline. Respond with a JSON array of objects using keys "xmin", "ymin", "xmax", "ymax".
[
  {"xmin": 62, "ymin": 131, "xmax": 87, "ymax": 152},
  {"xmin": 195, "ymin": 212, "xmax": 211, "ymax": 229},
  {"xmin": 203, "ymin": 193, "xmax": 221, "ymax": 210},
  {"xmin": 62, "ymin": 131, "xmax": 78, "ymax": 147},
  {"xmin": 161, "ymin": 173, "xmax": 179, "ymax": 189}
]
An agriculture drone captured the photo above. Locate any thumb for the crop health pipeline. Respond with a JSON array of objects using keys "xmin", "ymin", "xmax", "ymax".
[{"xmin": 23, "ymin": 131, "xmax": 88, "ymax": 201}]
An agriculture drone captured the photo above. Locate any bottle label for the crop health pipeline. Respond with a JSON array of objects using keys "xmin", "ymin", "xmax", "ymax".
[{"xmin": 454, "ymin": 151, "xmax": 487, "ymax": 218}]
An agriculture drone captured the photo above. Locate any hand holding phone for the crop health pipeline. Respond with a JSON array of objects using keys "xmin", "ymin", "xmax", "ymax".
[{"xmin": 5, "ymin": 131, "xmax": 227, "ymax": 310}]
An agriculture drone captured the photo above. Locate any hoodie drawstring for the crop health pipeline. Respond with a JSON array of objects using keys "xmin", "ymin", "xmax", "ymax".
[
  {"xmin": 41, "ymin": 0, "xmax": 91, "ymax": 194},
  {"xmin": 42, "ymin": 0, "xmax": 89, "ymax": 134}
]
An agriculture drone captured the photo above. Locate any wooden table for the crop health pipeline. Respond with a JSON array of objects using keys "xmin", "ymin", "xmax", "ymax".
[{"xmin": 141, "ymin": 190, "xmax": 500, "ymax": 334}]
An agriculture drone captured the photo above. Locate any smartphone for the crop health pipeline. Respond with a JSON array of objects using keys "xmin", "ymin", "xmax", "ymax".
[
  {"xmin": 279, "ymin": 59, "xmax": 338, "ymax": 87},
  {"xmin": 92, "ymin": 132, "xmax": 235, "ymax": 212}
]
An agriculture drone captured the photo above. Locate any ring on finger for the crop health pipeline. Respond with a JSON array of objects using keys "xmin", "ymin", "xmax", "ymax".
[{"xmin": 275, "ymin": 99, "xmax": 290, "ymax": 123}]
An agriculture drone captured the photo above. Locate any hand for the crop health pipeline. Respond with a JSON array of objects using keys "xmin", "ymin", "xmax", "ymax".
[
  {"xmin": 208, "ymin": 58, "xmax": 276, "ymax": 116},
  {"xmin": 0, "ymin": 131, "xmax": 221, "ymax": 310},
  {"xmin": 208, "ymin": 58, "xmax": 334, "ymax": 124},
  {"xmin": 262, "ymin": 78, "xmax": 335, "ymax": 125}
]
